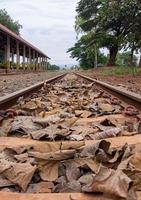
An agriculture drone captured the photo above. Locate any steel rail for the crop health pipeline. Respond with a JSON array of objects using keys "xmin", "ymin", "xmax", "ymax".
[
  {"xmin": 75, "ymin": 72, "xmax": 141, "ymax": 111},
  {"xmin": 0, "ymin": 73, "xmax": 67, "ymax": 109}
]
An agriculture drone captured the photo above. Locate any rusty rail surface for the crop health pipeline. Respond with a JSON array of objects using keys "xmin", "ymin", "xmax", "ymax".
[
  {"xmin": 75, "ymin": 72, "xmax": 141, "ymax": 111},
  {"xmin": 0, "ymin": 73, "xmax": 67, "ymax": 109}
]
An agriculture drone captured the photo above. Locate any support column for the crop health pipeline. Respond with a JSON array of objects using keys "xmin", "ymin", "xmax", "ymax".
[
  {"xmin": 28, "ymin": 47, "xmax": 31, "ymax": 70},
  {"xmin": 39, "ymin": 55, "xmax": 41, "ymax": 71},
  {"xmin": 41, "ymin": 56, "xmax": 43, "ymax": 71},
  {"xmin": 36, "ymin": 52, "xmax": 39, "ymax": 71},
  {"xmin": 47, "ymin": 58, "xmax": 49, "ymax": 70},
  {"xmin": 23, "ymin": 45, "xmax": 26, "ymax": 70},
  {"xmin": 42, "ymin": 57, "xmax": 44, "ymax": 71},
  {"xmin": 11, "ymin": 49, "xmax": 14, "ymax": 68},
  {"xmin": 33, "ymin": 50, "xmax": 35, "ymax": 70},
  {"xmin": 45, "ymin": 57, "xmax": 47, "ymax": 71},
  {"xmin": 44, "ymin": 57, "xmax": 46, "ymax": 71},
  {"xmin": 16, "ymin": 40, "xmax": 20, "ymax": 70},
  {"xmin": 27, "ymin": 56, "xmax": 29, "ymax": 71},
  {"xmin": 5, "ymin": 35, "xmax": 10, "ymax": 73},
  {"xmin": 46, "ymin": 58, "xmax": 48, "ymax": 70}
]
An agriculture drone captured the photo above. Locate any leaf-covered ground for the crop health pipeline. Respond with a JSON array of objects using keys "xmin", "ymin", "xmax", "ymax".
[{"xmin": 0, "ymin": 74, "xmax": 140, "ymax": 199}]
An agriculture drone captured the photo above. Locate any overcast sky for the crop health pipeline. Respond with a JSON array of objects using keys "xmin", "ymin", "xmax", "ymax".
[{"xmin": 0, "ymin": 0, "xmax": 78, "ymax": 66}]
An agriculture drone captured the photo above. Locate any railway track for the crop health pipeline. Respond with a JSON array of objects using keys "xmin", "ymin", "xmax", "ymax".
[{"xmin": 0, "ymin": 72, "xmax": 141, "ymax": 200}]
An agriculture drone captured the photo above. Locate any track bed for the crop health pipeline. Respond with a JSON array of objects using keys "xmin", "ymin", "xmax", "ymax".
[{"xmin": 0, "ymin": 73, "xmax": 141, "ymax": 200}]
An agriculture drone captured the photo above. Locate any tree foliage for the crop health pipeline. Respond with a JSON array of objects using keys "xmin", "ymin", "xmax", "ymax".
[
  {"xmin": 116, "ymin": 52, "xmax": 138, "ymax": 67},
  {"xmin": 68, "ymin": 0, "xmax": 141, "ymax": 67},
  {"xmin": 67, "ymin": 33, "xmax": 107, "ymax": 69},
  {"xmin": 47, "ymin": 63, "xmax": 60, "ymax": 71},
  {"xmin": 0, "ymin": 9, "xmax": 22, "ymax": 35}
]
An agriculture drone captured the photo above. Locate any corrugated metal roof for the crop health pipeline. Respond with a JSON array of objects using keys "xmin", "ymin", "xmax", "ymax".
[{"xmin": 0, "ymin": 23, "xmax": 50, "ymax": 59}]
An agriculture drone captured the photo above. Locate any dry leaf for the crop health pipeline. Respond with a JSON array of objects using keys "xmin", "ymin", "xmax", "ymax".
[
  {"xmin": 28, "ymin": 149, "xmax": 76, "ymax": 161},
  {"xmin": 99, "ymin": 103, "xmax": 114, "ymax": 112},
  {"xmin": 93, "ymin": 128, "xmax": 121, "ymax": 140},
  {"xmin": 1, "ymin": 160, "xmax": 36, "ymax": 191},
  {"xmin": 39, "ymin": 160, "xmax": 59, "ymax": 181},
  {"xmin": 27, "ymin": 181, "xmax": 54, "ymax": 193},
  {"xmin": 82, "ymin": 166, "xmax": 133, "ymax": 199}
]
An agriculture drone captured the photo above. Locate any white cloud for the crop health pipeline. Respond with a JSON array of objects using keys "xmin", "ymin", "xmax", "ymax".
[{"xmin": 0, "ymin": 0, "xmax": 78, "ymax": 65}]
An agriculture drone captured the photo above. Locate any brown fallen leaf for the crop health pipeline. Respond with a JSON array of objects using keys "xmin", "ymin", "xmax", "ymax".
[
  {"xmin": 30, "ymin": 125, "xmax": 69, "ymax": 140},
  {"xmin": 59, "ymin": 117, "xmax": 78, "ymax": 128},
  {"xmin": 82, "ymin": 166, "xmax": 133, "ymax": 199},
  {"xmin": 65, "ymin": 163, "xmax": 81, "ymax": 181},
  {"xmin": 27, "ymin": 181, "xmax": 54, "ymax": 193},
  {"xmin": 93, "ymin": 128, "xmax": 121, "ymax": 140},
  {"xmin": 130, "ymin": 152, "xmax": 141, "ymax": 171},
  {"xmin": 14, "ymin": 153, "xmax": 35, "ymax": 164},
  {"xmin": 59, "ymin": 180, "xmax": 82, "ymax": 193},
  {"xmin": 124, "ymin": 169, "xmax": 141, "ymax": 191},
  {"xmin": 78, "ymin": 174, "xmax": 94, "ymax": 185},
  {"xmin": 0, "ymin": 118, "xmax": 13, "ymax": 136},
  {"xmin": 68, "ymin": 134, "xmax": 84, "ymax": 141},
  {"xmin": 0, "ymin": 175, "xmax": 14, "ymax": 188},
  {"xmin": 21, "ymin": 101, "xmax": 38, "ymax": 111},
  {"xmin": 38, "ymin": 108, "xmax": 61, "ymax": 118},
  {"xmin": 66, "ymin": 158, "xmax": 100, "ymax": 173},
  {"xmin": 75, "ymin": 110, "xmax": 83, "ymax": 117},
  {"xmin": 108, "ymin": 144, "xmax": 130, "ymax": 164},
  {"xmin": 61, "ymin": 141, "xmax": 85, "ymax": 150},
  {"xmin": 100, "ymin": 118, "xmax": 118, "ymax": 127},
  {"xmin": 98, "ymin": 103, "xmax": 114, "ymax": 113},
  {"xmin": 39, "ymin": 160, "xmax": 59, "ymax": 182},
  {"xmin": 28, "ymin": 149, "xmax": 76, "ymax": 161},
  {"xmin": 95, "ymin": 97, "xmax": 110, "ymax": 104},
  {"xmin": 8, "ymin": 144, "xmax": 35, "ymax": 154},
  {"xmin": 10, "ymin": 116, "xmax": 42, "ymax": 134},
  {"xmin": 70, "ymin": 126, "xmax": 97, "ymax": 138},
  {"xmin": 80, "ymin": 140, "xmax": 111, "ymax": 157},
  {"xmin": 1, "ymin": 160, "xmax": 36, "ymax": 191},
  {"xmin": 80, "ymin": 110, "xmax": 93, "ymax": 118},
  {"xmin": 33, "ymin": 115, "xmax": 61, "ymax": 126}
]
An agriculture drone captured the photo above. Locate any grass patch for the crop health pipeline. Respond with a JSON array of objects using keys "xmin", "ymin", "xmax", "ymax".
[{"xmin": 101, "ymin": 66, "xmax": 141, "ymax": 77}]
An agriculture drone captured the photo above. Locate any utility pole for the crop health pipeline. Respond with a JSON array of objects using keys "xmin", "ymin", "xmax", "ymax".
[{"xmin": 94, "ymin": 44, "xmax": 98, "ymax": 68}]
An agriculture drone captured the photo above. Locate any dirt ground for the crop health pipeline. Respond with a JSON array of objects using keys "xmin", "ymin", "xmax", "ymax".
[
  {"xmin": 0, "ymin": 71, "xmax": 61, "ymax": 97},
  {"xmin": 80, "ymin": 68, "xmax": 141, "ymax": 95}
]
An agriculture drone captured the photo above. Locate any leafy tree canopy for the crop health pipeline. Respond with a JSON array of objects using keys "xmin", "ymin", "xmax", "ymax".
[
  {"xmin": 0, "ymin": 9, "xmax": 22, "ymax": 35},
  {"xmin": 67, "ymin": 33, "xmax": 107, "ymax": 69},
  {"xmin": 68, "ymin": 0, "xmax": 141, "ymax": 67}
]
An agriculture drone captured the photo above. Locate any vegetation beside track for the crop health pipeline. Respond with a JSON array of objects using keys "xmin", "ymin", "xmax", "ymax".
[{"xmin": 101, "ymin": 66, "xmax": 141, "ymax": 77}]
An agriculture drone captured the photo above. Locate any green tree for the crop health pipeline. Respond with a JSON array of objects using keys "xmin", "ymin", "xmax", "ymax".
[
  {"xmin": 74, "ymin": 0, "xmax": 141, "ymax": 66},
  {"xmin": 67, "ymin": 33, "xmax": 107, "ymax": 69},
  {"xmin": 48, "ymin": 63, "xmax": 60, "ymax": 71},
  {"xmin": 0, "ymin": 9, "xmax": 22, "ymax": 35},
  {"xmin": 116, "ymin": 52, "xmax": 138, "ymax": 67}
]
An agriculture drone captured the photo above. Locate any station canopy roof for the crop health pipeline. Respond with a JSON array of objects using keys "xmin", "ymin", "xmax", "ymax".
[{"xmin": 0, "ymin": 23, "xmax": 50, "ymax": 59}]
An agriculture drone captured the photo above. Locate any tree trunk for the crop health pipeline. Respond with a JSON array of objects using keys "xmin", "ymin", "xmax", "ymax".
[
  {"xmin": 128, "ymin": 48, "xmax": 134, "ymax": 67},
  {"xmin": 94, "ymin": 45, "xmax": 98, "ymax": 68},
  {"xmin": 139, "ymin": 54, "xmax": 141, "ymax": 68},
  {"xmin": 107, "ymin": 46, "xmax": 118, "ymax": 66}
]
